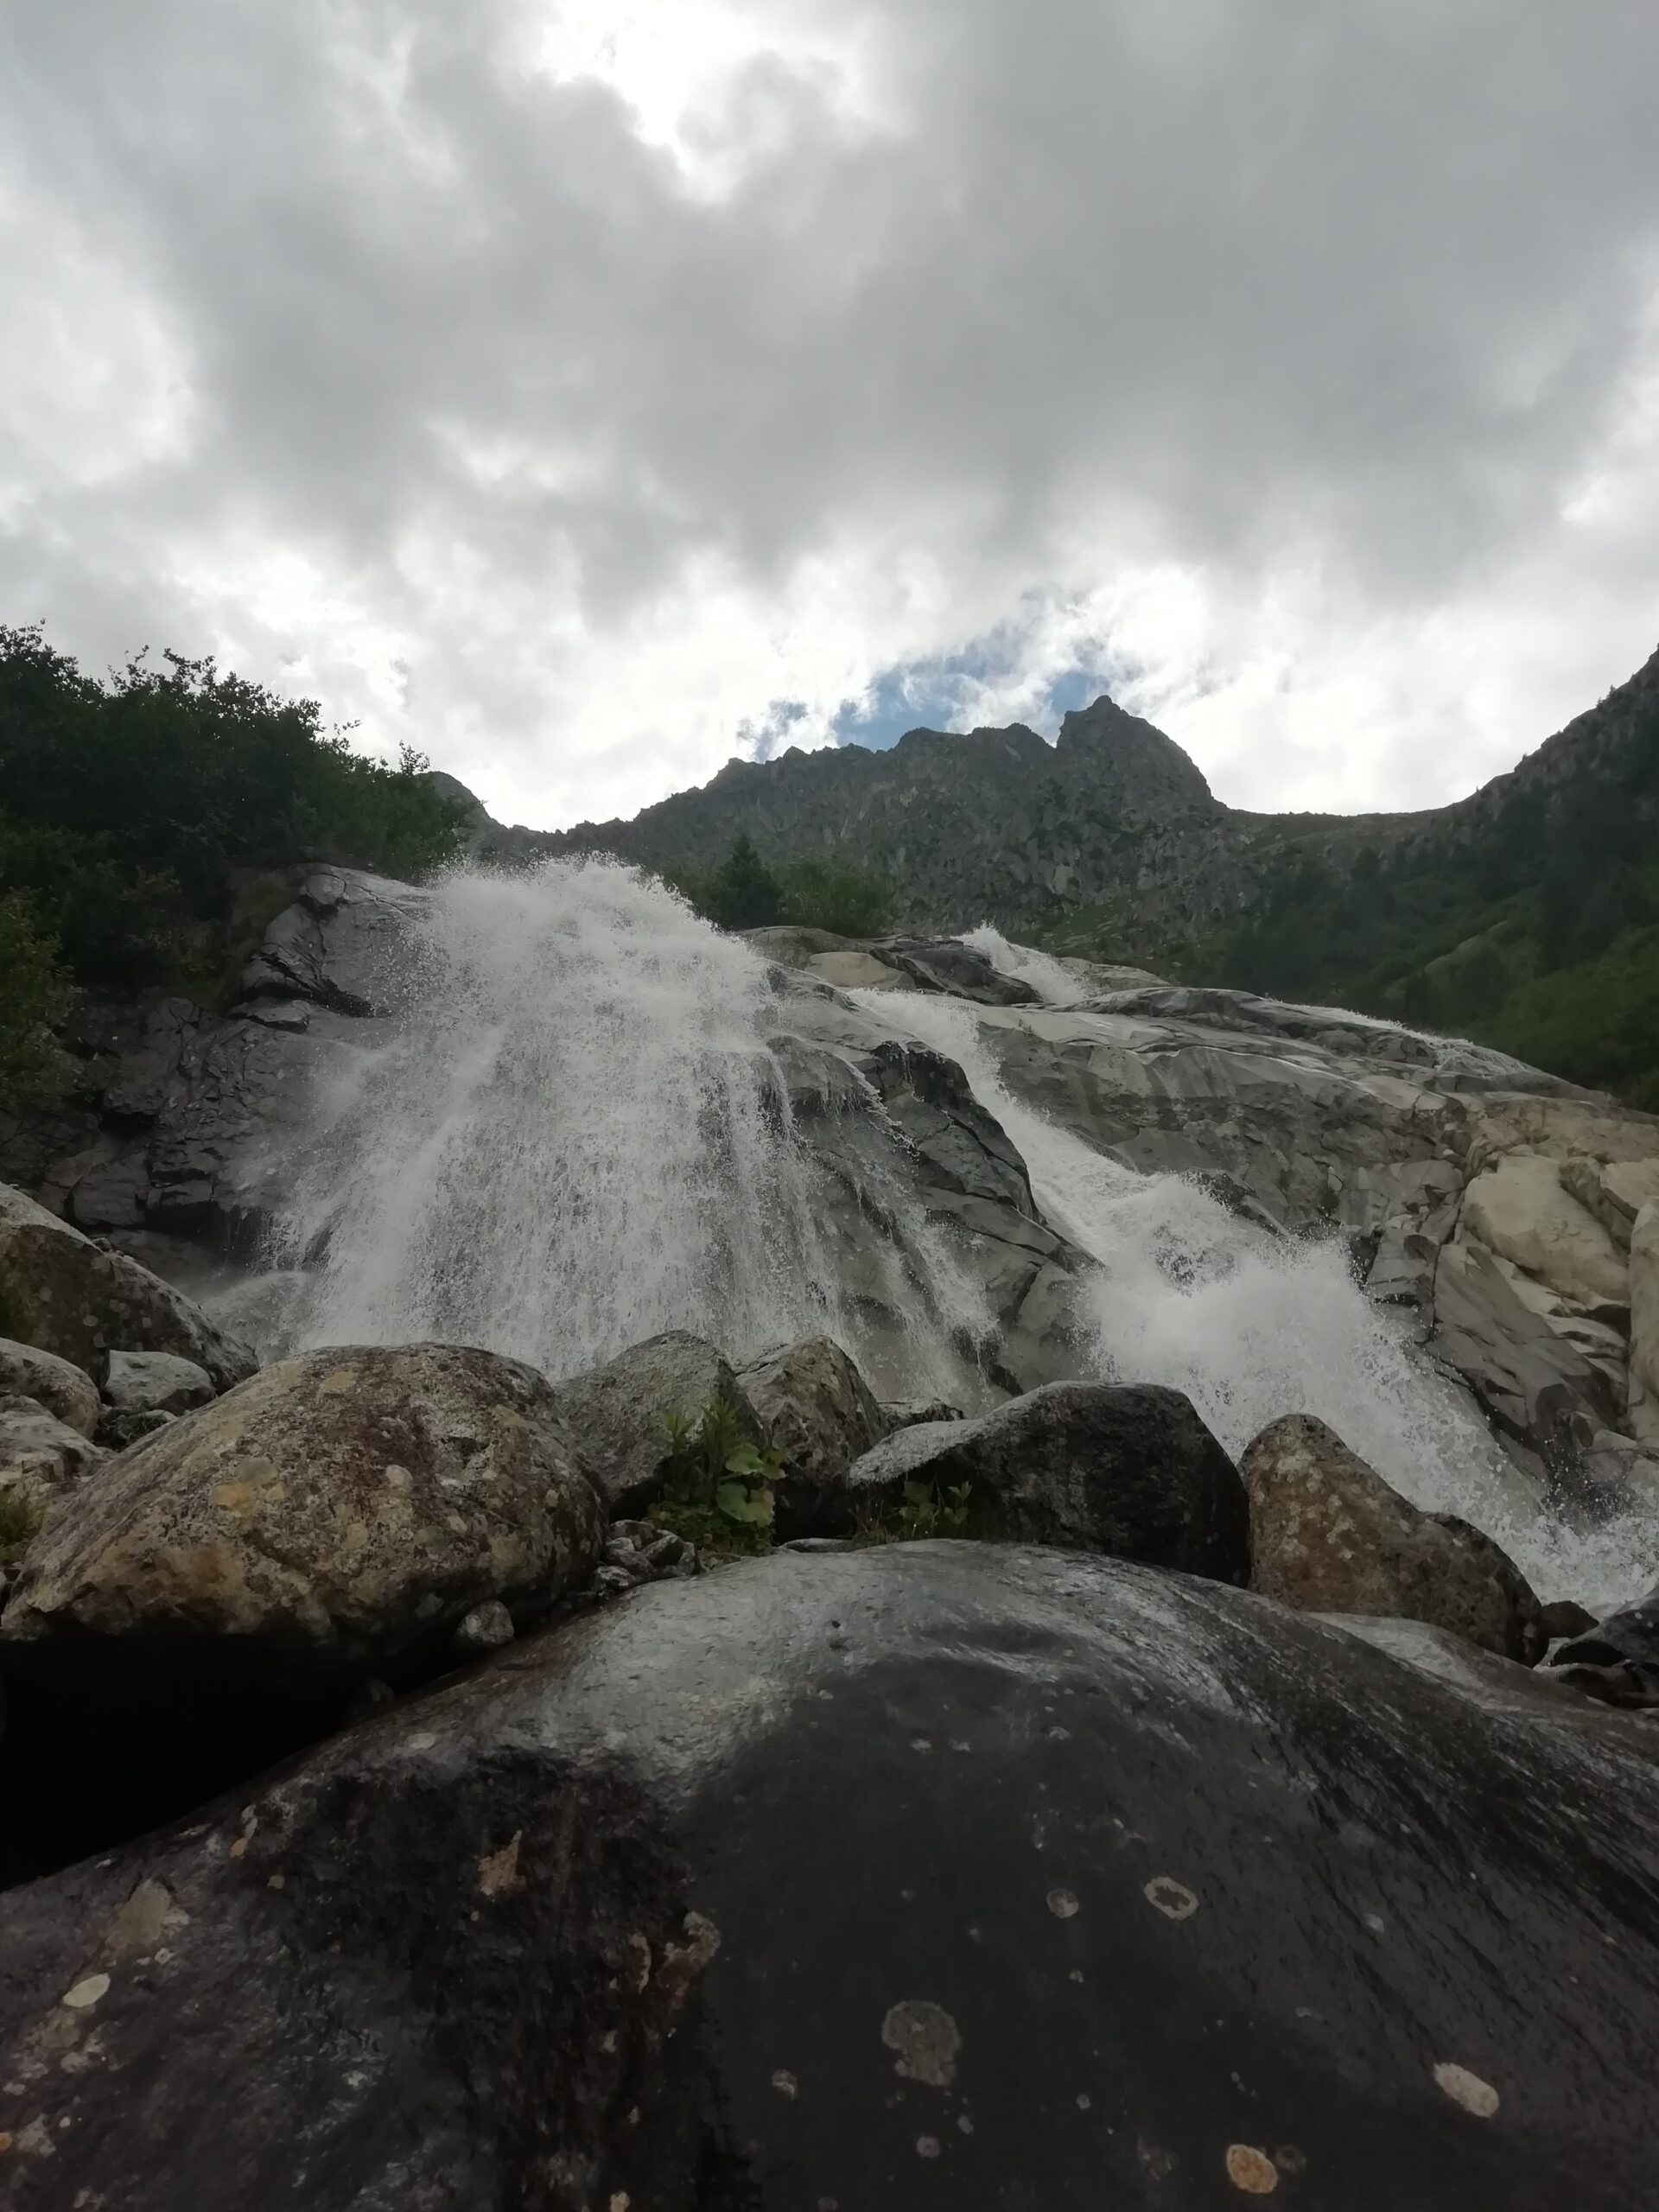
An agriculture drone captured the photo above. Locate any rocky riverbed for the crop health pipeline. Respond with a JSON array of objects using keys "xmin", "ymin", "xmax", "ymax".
[{"xmin": 2, "ymin": 862, "xmax": 1658, "ymax": 2204}]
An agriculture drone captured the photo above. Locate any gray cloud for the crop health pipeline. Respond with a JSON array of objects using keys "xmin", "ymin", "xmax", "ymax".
[{"xmin": 3, "ymin": 0, "xmax": 1658, "ymax": 823}]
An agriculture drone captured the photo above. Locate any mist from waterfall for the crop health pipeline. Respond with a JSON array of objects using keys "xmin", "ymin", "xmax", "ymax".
[{"xmin": 260, "ymin": 861, "xmax": 856, "ymax": 1379}]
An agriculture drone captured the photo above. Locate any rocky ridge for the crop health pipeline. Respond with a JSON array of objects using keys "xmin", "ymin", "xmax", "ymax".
[{"xmin": 454, "ymin": 645, "xmax": 1659, "ymax": 962}]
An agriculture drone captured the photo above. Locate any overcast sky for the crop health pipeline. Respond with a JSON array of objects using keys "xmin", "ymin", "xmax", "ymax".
[{"xmin": 4, "ymin": 1, "xmax": 1658, "ymax": 828}]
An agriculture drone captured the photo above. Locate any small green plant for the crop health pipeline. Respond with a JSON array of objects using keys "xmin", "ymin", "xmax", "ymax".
[
  {"xmin": 0, "ymin": 1490, "xmax": 42, "ymax": 1566},
  {"xmin": 0, "ymin": 890, "xmax": 71, "ymax": 1105},
  {"xmin": 648, "ymin": 1395, "xmax": 784, "ymax": 1560},
  {"xmin": 854, "ymin": 1478, "xmax": 977, "ymax": 1545}
]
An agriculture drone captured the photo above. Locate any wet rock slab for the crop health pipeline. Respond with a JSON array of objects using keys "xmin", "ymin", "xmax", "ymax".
[{"xmin": 3, "ymin": 1543, "xmax": 1656, "ymax": 2209}]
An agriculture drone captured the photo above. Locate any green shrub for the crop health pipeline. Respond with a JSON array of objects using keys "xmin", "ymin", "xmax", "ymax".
[
  {"xmin": 0, "ymin": 1490, "xmax": 43, "ymax": 1565},
  {"xmin": 0, "ymin": 890, "xmax": 71, "ymax": 1104},
  {"xmin": 0, "ymin": 623, "xmax": 470, "ymax": 992},
  {"xmin": 854, "ymin": 1478, "xmax": 977, "ymax": 1544},
  {"xmin": 672, "ymin": 836, "xmax": 898, "ymax": 938},
  {"xmin": 647, "ymin": 1395, "xmax": 783, "ymax": 1559},
  {"xmin": 776, "ymin": 856, "xmax": 896, "ymax": 937}
]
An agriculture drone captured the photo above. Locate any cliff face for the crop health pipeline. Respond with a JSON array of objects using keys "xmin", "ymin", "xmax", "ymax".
[{"xmin": 535, "ymin": 696, "xmax": 1251, "ymax": 945}]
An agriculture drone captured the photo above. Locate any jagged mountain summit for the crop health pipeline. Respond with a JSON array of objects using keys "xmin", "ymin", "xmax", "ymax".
[
  {"xmin": 455, "ymin": 648, "xmax": 1659, "ymax": 954},
  {"xmin": 442, "ymin": 642, "xmax": 1659, "ymax": 1103}
]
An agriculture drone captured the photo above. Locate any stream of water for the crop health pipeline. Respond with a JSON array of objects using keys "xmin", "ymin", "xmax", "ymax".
[{"xmin": 239, "ymin": 864, "xmax": 1643, "ymax": 1605}]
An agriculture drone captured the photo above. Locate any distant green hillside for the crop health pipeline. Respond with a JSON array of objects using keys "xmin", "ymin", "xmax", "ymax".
[{"xmin": 1041, "ymin": 680, "xmax": 1659, "ymax": 1110}]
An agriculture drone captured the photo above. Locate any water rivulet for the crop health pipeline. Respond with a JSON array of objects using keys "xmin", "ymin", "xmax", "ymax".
[{"xmin": 251, "ymin": 861, "xmax": 1649, "ymax": 1605}]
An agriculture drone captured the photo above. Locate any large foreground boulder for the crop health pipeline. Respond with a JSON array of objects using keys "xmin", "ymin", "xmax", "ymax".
[
  {"xmin": 0, "ymin": 1344, "xmax": 605, "ymax": 1869},
  {"xmin": 3, "ymin": 1343, "xmax": 604, "ymax": 1663},
  {"xmin": 837, "ymin": 1381, "xmax": 1249, "ymax": 1580},
  {"xmin": 1243, "ymin": 1414, "xmax": 1545, "ymax": 1662},
  {"xmin": 1, "ymin": 1545, "xmax": 1656, "ymax": 2209},
  {"xmin": 0, "ymin": 1183, "xmax": 257, "ymax": 1392}
]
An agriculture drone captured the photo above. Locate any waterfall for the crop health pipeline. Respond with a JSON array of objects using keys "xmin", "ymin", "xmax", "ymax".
[
  {"xmin": 238, "ymin": 868, "xmax": 1641, "ymax": 1605},
  {"xmin": 889, "ymin": 935, "xmax": 1649, "ymax": 1607},
  {"xmin": 259, "ymin": 861, "xmax": 854, "ymax": 1378}
]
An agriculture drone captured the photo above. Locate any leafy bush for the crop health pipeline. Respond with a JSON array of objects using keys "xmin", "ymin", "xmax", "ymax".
[
  {"xmin": 854, "ymin": 1478, "xmax": 977, "ymax": 1544},
  {"xmin": 648, "ymin": 1395, "xmax": 783, "ymax": 1559},
  {"xmin": 0, "ymin": 623, "xmax": 471, "ymax": 995},
  {"xmin": 0, "ymin": 891, "xmax": 71, "ymax": 1104},
  {"xmin": 673, "ymin": 836, "xmax": 898, "ymax": 938},
  {"xmin": 777, "ymin": 856, "xmax": 897, "ymax": 937},
  {"xmin": 0, "ymin": 1490, "xmax": 42, "ymax": 1565}
]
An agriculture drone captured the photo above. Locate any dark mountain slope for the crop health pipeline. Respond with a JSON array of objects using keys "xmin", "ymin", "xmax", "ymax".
[{"xmin": 523, "ymin": 644, "xmax": 1659, "ymax": 1105}]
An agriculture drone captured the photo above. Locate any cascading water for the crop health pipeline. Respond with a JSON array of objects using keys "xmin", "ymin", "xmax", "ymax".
[
  {"xmin": 958, "ymin": 925, "xmax": 1090, "ymax": 1007},
  {"xmin": 259, "ymin": 861, "xmax": 856, "ymax": 1378},
  {"xmin": 239, "ymin": 870, "xmax": 1642, "ymax": 1605},
  {"xmin": 903, "ymin": 930, "xmax": 1650, "ymax": 1606}
]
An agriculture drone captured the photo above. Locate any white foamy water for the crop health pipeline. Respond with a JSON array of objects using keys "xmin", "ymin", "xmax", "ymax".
[
  {"xmin": 249, "ymin": 859, "xmax": 988, "ymax": 1400},
  {"xmin": 234, "ymin": 868, "xmax": 1644, "ymax": 1605},
  {"xmin": 260, "ymin": 861, "xmax": 851, "ymax": 1376},
  {"xmin": 861, "ymin": 977, "xmax": 1647, "ymax": 1607},
  {"xmin": 959, "ymin": 925, "xmax": 1090, "ymax": 1007}
]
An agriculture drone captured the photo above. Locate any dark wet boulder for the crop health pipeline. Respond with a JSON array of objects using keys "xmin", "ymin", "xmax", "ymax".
[
  {"xmin": 881, "ymin": 1396, "xmax": 967, "ymax": 1430},
  {"xmin": 835, "ymin": 1381, "xmax": 1249, "ymax": 1580},
  {"xmin": 0, "ymin": 1344, "xmax": 605, "ymax": 1872},
  {"xmin": 1543, "ymin": 1582, "xmax": 1659, "ymax": 1707},
  {"xmin": 1541, "ymin": 1598, "xmax": 1599, "ymax": 1645},
  {"xmin": 0, "ymin": 1181, "xmax": 257, "ymax": 1393},
  {"xmin": 736, "ymin": 1335, "xmax": 890, "ymax": 1535},
  {"xmin": 555, "ymin": 1330, "xmax": 759, "ymax": 1514},
  {"xmin": 2, "ymin": 1544, "xmax": 1657, "ymax": 2209},
  {"xmin": 1243, "ymin": 1414, "xmax": 1547, "ymax": 1664}
]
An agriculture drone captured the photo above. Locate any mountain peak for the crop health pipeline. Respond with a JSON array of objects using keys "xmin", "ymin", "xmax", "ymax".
[{"xmin": 1054, "ymin": 694, "xmax": 1214, "ymax": 814}]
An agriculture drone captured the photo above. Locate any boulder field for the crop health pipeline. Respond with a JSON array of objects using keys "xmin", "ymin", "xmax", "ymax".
[
  {"xmin": 0, "ymin": 1209, "xmax": 1656, "ymax": 2201},
  {"xmin": 3, "ymin": 874, "xmax": 1659, "ymax": 2202}
]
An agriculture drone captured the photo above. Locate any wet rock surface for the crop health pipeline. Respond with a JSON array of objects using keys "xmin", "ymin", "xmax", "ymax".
[
  {"xmin": 0, "ymin": 1341, "xmax": 99, "ymax": 1440},
  {"xmin": 0, "ymin": 1344, "xmax": 605, "ymax": 1872},
  {"xmin": 838, "ymin": 1381, "xmax": 1249, "ymax": 1580},
  {"xmin": 555, "ymin": 1331, "xmax": 758, "ymax": 1514},
  {"xmin": 1243, "ymin": 1413, "xmax": 1546, "ymax": 1662},
  {"xmin": 0, "ymin": 1184, "xmax": 257, "ymax": 1392},
  {"xmin": 736, "ymin": 1335, "xmax": 890, "ymax": 1535},
  {"xmin": 2, "ymin": 1543, "xmax": 1656, "ymax": 2211},
  {"xmin": 1544, "ymin": 1580, "xmax": 1659, "ymax": 1707}
]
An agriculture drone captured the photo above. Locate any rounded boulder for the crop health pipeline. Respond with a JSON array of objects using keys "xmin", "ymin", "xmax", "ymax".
[{"xmin": 2, "ymin": 1342, "xmax": 605, "ymax": 1665}]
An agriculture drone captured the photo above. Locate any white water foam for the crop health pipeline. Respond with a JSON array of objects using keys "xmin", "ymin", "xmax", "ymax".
[
  {"xmin": 856, "ymin": 979, "xmax": 1646, "ymax": 1607},
  {"xmin": 238, "ymin": 866, "xmax": 1643, "ymax": 1605},
  {"xmin": 260, "ymin": 860, "xmax": 854, "ymax": 1378},
  {"xmin": 959, "ymin": 925, "xmax": 1090, "ymax": 1007}
]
